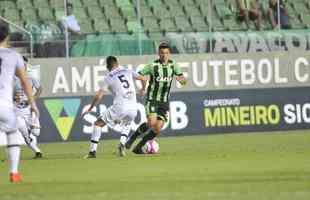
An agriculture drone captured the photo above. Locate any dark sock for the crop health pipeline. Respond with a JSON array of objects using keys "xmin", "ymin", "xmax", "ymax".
[
  {"xmin": 126, "ymin": 122, "xmax": 149, "ymax": 146},
  {"xmin": 135, "ymin": 129, "xmax": 157, "ymax": 150}
]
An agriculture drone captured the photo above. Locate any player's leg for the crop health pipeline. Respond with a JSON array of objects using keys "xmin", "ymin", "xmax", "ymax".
[
  {"xmin": 125, "ymin": 102, "xmax": 153, "ymax": 149},
  {"xmin": 118, "ymin": 110, "xmax": 137, "ymax": 156},
  {"xmin": 132, "ymin": 103, "xmax": 168, "ymax": 154},
  {"xmin": 6, "ymin": 130, "xmax": 23, "ymax": 183},
  {"xmin": 30, "ymin": 113, "xmax": 42, "ymax": 158},
  {"xmin": 85, "ymin": 118, "xmax": 106, "ymax": 158}
]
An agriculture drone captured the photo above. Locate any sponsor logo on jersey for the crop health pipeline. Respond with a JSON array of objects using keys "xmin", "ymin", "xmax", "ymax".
[
  {"xmin": 156, "ymin": 76, "xmax": 173, "ymax": 82},
  {"xmin": 44, "ymin": 98, "xmax": 80, "ymax": 140}
]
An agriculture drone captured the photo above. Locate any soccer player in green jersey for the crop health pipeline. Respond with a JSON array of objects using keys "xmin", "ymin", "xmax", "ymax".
[{"xmin": 125, "ymin": 43, "xmax": 187, "ymax": 154}]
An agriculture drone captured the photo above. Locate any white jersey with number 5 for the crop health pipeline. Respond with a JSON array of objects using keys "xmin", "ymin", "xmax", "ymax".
[
  {"xmin": 0, "ymin": 47, "xmax": 25, "ymax": 131},
  {"xmin": 104, "ymin": 67, "xmax": 138, "ymax": 108}
]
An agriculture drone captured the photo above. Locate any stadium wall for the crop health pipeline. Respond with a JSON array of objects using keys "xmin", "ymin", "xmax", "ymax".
[{"xmin": 2, "ymin": 51, "xmax": 310, "ymax": 145}]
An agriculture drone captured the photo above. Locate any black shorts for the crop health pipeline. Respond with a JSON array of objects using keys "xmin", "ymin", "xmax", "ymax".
[{"xmin": 145, "ymin": 101, "xmax": 169, "ymax": 122}]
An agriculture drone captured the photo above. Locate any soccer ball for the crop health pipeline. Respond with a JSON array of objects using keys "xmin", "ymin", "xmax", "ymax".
[{"xmin": 143, "ymin": 140, "xmax": 159, "ymax": 154}]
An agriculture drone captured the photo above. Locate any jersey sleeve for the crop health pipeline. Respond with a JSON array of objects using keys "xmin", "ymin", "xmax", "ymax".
[
  {"xmin": 16, "ymin": 53, "xmax": 25, "ymax": 69},
  {"xmin": 31, "ymin": 77, "xmax": 41, "ymax": 90},
  {"xmin": 173, "ymin": 62, "xmax": 183, "ymax": 76},
  {"xmin": 138, "ymin": 64, "xmax": 152, "ymax": 75},
  {"xmin": 100, "ymin": 76, "xmax": 110, "ymax": 92},
  {"xmin": 131, "ymin": 69, "xmax": 140, "ymax": 79}
]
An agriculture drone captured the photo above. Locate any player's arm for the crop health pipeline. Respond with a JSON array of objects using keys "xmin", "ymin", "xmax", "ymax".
[
  {"xmin": 33, "ymin": 86, "xmax": 42, "ymax": 99},
  {"xmin": 81, "ymin": 89, "xmax": 105, "ymax": 117},
  {"xmin": 174, "ymin": 63, "xmax": 187, "ymax": 86},
  {"xmin": 15, "ymin": 67, "xmax": 39, "ymax": 116},
  {"xmin": 135, "ymin": 75, "xmax": 148, "ymax": 96}
]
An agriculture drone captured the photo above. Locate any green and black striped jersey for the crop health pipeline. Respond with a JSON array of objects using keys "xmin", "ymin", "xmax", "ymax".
[{"xmin": 139, "ymin": 59, "xmax": 183, "ymax": 103}]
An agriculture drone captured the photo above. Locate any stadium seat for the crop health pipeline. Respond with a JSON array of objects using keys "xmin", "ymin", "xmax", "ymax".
[
  {"xmin": 126, "ymin": 21, "xmax": 143, "ymax": 33},
  {"xmin": 168, "ymin": 5, "xmax": 186, "ymax": 17},
  {"xmin": 38, "ymin": 8, "xmax": 55, "ymax": 21},
  {"xmin": 109, "ymin": 18, "xmax": 128, "ymax": 33},
  {"xmin": 120, "ymin": 7, "xmax": 137, "ymax": 20},
  {"xmin": 82, "ymin": 0, "xmax": 99, "ymax": 7},
  {"xmin": 16, "ymin": 0, "xmax": 32, "ymax": 9},
  {"xmin": 3, "ymin": 8, "xmax": 20, "ymax": 22},
  {"xmin": 50, "ymin": 0, "xmax": 65, "ymax": 9},
  {"xmin": 87, "ymin": 6, "xmax": 105, "ymax": 19},
  {"xmin": 163, "ymin": 0, "xmax": 179, "ymax": 7},
  {"xmin": 0, "ymin": 1, "xmax": 16, "ymax": 9},
  {"xmin": 152, "ymin": 6, "xmax": 171, "ymax": 19},
  {"xmin": 103, "ymin": 5, "xmax": 122, "ymax": 19},
  {"xmin": 33, "ymin": 0, "xmax": 50, "ymax": 8},
  {"xmin": 175, "ymin": 16, "xmax": 193, "ymax": 32},
  {"xmin": 139, "ymin": 6, "xmax": 154, "ymax": 17},
  {"xmin": 147, "ymin": 0, "xmax": 165, "ymax": 9},
  {"xmin": 142, "ymin": 17, "xmax": 160, "ymax": 32},
  {"xmin": 207, "ymin": 14, "xmax": 225, "ymax": 31},
  {"xmin": 215, "ymin": 1, "xmax": 233, "ymax": 19},
  {"xmin": 79, "ymin": 20, "xmax": 94, "ymax": 33},
  {"xmin": 179, "ymin": 0, "xmax": 196, "ymax": 7},
  {"xmin": 71, "ymin": 0, "xmax": 83, "ymax": 8},
  {"xmin": 184, "ymin": 5, "xmax": 202, "ymax": 17},
  {"xmin": 223, "ymin": 18, "xmax": 246, "ymax": 31},
  {"xmin": 190, "ymin": 16, "xmax": 209, "ymax": 32},
  {"xmin": 115, "ymin": 0, "xmax": 132, "ymax": 8},
  {"xmin": 98, "ymin": 0, "xmax": 115, "ymax": 7},
  {"xmin": 159, "ymin": 17, "xmax": 178, "ymax": 32},
  {"xmin": 73, "ymin": 7, "xmax": 88, "ymax": 20},
  {"xmin": 21, "ymin": 8, "xmax": 38, "ymax": 22},
  {"xmin": 93, "ymin": 18, "xmax": 111, "ymax": 33}
]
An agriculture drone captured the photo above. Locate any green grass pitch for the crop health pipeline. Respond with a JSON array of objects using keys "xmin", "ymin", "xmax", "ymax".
[{"xmin": 0, "ymin": 130, "xmax": 310, "ymax": 200}]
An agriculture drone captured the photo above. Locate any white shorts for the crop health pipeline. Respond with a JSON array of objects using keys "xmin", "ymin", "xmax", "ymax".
[
  {"xmin": 16, "ymin": 107, "xmax": 40, "ymax": 131},
  {"xmin": 99, "ymin": 104, "xmax": 137, "ymax": 134},
  {"xmin": 0, "ymin": 106, "xmax": 17, "ymax": 133}
]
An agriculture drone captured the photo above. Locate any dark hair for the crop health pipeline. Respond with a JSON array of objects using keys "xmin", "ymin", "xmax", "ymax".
[
  {"xmin": 106, "ymin": 56, "xmax": 118, "ymax": 71},
  {"xmin": 23, "ymin": 56, "xmax": 28, "ymax": 63},
  {"xmin": 0, "ymin": 21, "xmax": 9, "ymax": 43},
  {"xmin": 158, "ymin": 42, "xmax": 171, "ymax": 51}
]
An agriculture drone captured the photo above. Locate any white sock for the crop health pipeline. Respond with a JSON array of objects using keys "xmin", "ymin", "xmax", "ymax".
[
  {"xmin": 29, "ymin": 135, "xmax": 41, "ymax": 153},
  {"xmin": 120, "ymin": 134, "xmax": 128, "ymax": 146},
  {"xmin": 90, "ymin": 126, "xmax": 102, "ymax": 152},
  {"xmin": 7, "ymin": 146, "xmax": 20, "ymax": 173}
]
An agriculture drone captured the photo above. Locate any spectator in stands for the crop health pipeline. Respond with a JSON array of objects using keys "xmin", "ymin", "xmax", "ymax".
[
  {"xmin": 267, "ymin": 0, "xmax": 291, "ymax": 29},
  {"xmin": 60, "ymin": 3, "xmax": 81, "ymax": 36},
  {"xmin": 235, "ymin": 0, "xmax": 262, "ymax": 30}
]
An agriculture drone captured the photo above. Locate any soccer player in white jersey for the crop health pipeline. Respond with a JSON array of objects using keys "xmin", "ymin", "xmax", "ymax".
[
  {"xmin": 82, "ymin": 56, "xmax": 147, "ymax": 157},
  {"xmin": 14, "ymin": 56, "xmax": 43, "ymax": 159},
  {"xmin": 0, "ymin": 22, "xmax": 39, "ymax": 183}
]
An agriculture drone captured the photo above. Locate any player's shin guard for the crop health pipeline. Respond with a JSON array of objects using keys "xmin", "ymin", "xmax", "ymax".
[
  {"xmin": 7, "ymin": 131, "xmax": 21, "ymax": 173},
  {"xmin": 133, "ymin": 129, "xmax": 157, "ymax": 153},
  {"xmin": 125, "ymin": 122, "xmax": 149, "ymax": 149},
  {"xmin": 90, "ymin": 125, "xmax": 102, "ymax": 152}
]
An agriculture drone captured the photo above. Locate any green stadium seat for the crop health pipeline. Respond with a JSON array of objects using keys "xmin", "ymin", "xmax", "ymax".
[
  {"xmin": 109, "ymin": 18, "xmax": 128, "ymax": 33},
  {"xmin": 174, "ymin": 16, "xmax": 193, "ymax": 32},
  {"xmin": 98, "ymin": 0, "xmax": 115, "ymax": 7},
  {"xmin": 152, "ymin": 6, "xmax": 171, "ymax": 19},
  {"xmin": 215, "ymin": 2, "xmax": 233, "ymax": 19},
  {"xmin": 184, "ymin": 5, "xmax": 202, "ymax": 17},
  {"xmin": 126, "ymin": 21, "xmax": 143, "ymax": 33},
  {"xmin": 73, "ymin": 7, "xmax": 88, "ymax": 20},
  {"xmin": 196, "ymin": 0, "xmax": 208, "ymax": 7},
  {"xmin": 16, "ymin": 0, "xmax": 32, "ymax": 9},
  {"xmin": 3, "ymin": 8, "xmax": 20, "ymax": 22},
  {"xmin": 115, "ymin": 0, "xmax": 132, "ymax": 8},
  {"xmin": 179, "ymin": 0, "xmax": 196, "ymax": 7},
  {"xmin": 289, "ymin": 16, "xmax": 305, "ymax": 29},
  {"xmin": 82, "ymin": 0, "xmax": 99, "ymax": 7},
  {"xmin": 223, "ymin": 18, "xmax": 245, "ymax": 31},
  {"xmin": 147, "ymin": 0, "xmax": 164, "ymax": 9},
  {"xmin": 142, "ymin": 17, "xmax": 160, "ymax": 32},
  {"xmin": 103, "ymin": 5, "xmax": 122, "ymax": 19},
  {"xmin": 50, "ymin": 0, "xmax": 65, "ymax": 9},
  {"xmin": 168, "ymin": 5, "xmax": 185, "ymax": 17},
  {"xmin": 70, "ymin": 0, "xmax": 83, "ymax": 8},
  {"xmin": 120, "ymin": 7, "xmax": 137, "ymax": 20},
  {"xmin": 0, "ymin": 1, "xmax": 16, "ymax": 9},
  {"xmin": 38, "ymin": 8, "xmax": 55, "ymax": 21},
  {"xmin": 93, "ymin": 18, "xmax": 111, "ymax": 33},
  {"xmin": 159, "ymin": 17, "xmax": 178, "ymax": 32},
  {"xmin": 207, "ymin": 14, "xmax": 225, "ymax": 31},
  {"xmin": 79, "ymin": 20, "xmax": 94, "ymax": 33},
  {"xmin": 21, "ymin": 8, "xmax": 38, "ymax": 22},
  {"xmin": 139, "ymin": 6, "xmax": 153, "ymax": 17},
  {"xmin": 33, "ymin": 0, "xmax": 50, "ymax": 8},
  {"xmin": 87, "ymin": 6, "xmax": 105, "ymax": 19},
  {"xmin": 301, "ymin": 14, "xmax": 310, "ymax": 28},
  {"xmin": 163, "ymin": 0, "xmax": 179, "ymax": 7},
  {"xmin": 291, "ymin": 1, "xmax": 309, "ymax": 14},
  {"xmin": 190, "ymin": 16, "xmax": 209, "ymax": 32}
]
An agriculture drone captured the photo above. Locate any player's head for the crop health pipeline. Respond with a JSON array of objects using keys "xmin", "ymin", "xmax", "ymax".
[
  {"xmin": 158, "ymin": 42, "xmax": 171, "ymax": 64},
  {"xmin": 106, "ymin": 56, "xmax": 118, "ymax": 71},
  {"xmin": 0, "ymin": 21, "xmax": 9, "ymax": 44}
]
